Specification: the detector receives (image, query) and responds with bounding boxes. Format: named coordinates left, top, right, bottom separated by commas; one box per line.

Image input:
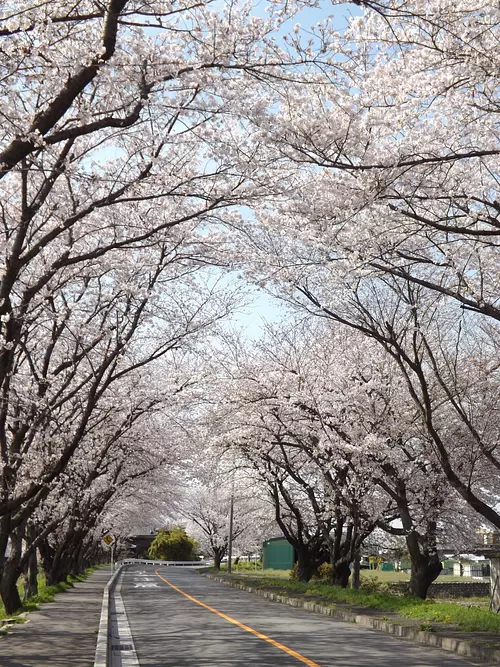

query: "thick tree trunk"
left=1, top=562, right=22, bottom=615
left=326, top=522, right=355, bottom=589
left=23, top=548, right=38, bottom=600
left=407, top=531, right=442, bottom=599
left=22, top=523, right=39, bottom=600
left=213, top=554, right=222, bottom=570
left=331, top=560, right=351, bottom=587
left=65, top=530, right=85, bottom=577
left=295, top=559, right=317, bottom=582
left=38, top=537, right=55, bottom=581
left=295, top=546, right=326, bottom=582
left=47, top=543, right=69, bottom=586
left=408, top=552, right=442, bottom=598
left=0, top=513, right=12, bottom=585
left=0, top=526, right=24, bottom=614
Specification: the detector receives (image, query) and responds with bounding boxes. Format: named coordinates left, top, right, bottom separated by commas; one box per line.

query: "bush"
left=291, top=562, right=335, bottom=581
left=314, top=562, right=333, bottom=581
left=232, top=561, right=262, bottom=571
left=147, top=526, right=199, bottom=561
left=359, top=575, right=383, bottom=593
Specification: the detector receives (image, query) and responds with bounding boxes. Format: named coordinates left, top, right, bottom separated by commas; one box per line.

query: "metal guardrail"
left=93, top=559, right=210, bottom=667
left=94, top=565, right=123, bottom=667
left=118, top=558, right=211, bottom=566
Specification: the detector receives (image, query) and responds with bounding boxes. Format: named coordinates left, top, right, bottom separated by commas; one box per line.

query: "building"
left=262, top=537, right=296, bottom=570
left=125, top=532, right=158, bottom=558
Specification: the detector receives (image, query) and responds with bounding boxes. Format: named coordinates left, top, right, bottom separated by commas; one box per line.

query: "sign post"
left=102, top=533, right=116, bottom=572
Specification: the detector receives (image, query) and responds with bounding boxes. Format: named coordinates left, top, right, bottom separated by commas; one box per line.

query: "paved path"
left=1, top=568, right=111, bottom=667
left=121, top=565, right=489, bottom=667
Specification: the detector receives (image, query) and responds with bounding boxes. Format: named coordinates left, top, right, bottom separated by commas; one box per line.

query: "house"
left=125, top=531, right=158, bottom=558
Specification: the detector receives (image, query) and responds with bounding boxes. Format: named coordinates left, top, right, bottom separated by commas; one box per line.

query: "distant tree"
left=147, top=526, right=199, bottom=562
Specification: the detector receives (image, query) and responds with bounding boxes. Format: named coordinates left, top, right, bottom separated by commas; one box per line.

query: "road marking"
left=154, top=570, right=323, bottom=667
left=110, top=571, right=140, bottom=667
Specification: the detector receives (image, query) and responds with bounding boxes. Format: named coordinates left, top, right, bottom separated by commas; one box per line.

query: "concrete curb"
left=202, top=573, right=500, bottom=664
left=94, top=566, right=124, bottom=667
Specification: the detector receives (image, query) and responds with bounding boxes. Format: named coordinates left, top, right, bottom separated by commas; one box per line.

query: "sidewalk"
left=1, top=568, right=111, bottom=667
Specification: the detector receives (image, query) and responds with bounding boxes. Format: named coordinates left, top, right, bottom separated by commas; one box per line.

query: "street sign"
left=102, top=534, right=115, bottom=547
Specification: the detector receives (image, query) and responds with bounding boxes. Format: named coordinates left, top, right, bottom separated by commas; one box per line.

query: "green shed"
left=262, top=537, right=296, bottom=570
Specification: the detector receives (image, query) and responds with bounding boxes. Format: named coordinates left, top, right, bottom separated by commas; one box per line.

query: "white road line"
left=109, top=570, right=140, bottom=667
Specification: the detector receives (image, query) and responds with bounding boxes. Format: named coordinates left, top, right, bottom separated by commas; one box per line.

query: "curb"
left=202, top=573, right=500, bottom=664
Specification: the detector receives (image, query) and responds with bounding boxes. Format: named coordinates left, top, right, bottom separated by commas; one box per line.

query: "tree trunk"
left=1, top=562, right=22, bottom=615
left=295, top=546, right=326, bottom=582
left=213, top=553, right=222, bottom=570
left=23, top=548, right=38, bottom=600
left=331, top=560, right=351, bottom=587
left=295, top=559, right=317, bottom=582
left=408, top=552, right=442, bottom=598
left=352, top=551, right=361, bottom=590
left=38, top=537, right=55, bottom=581
left=48, top=545, right=69, bottom=586
left=326, top=523, right=354, bottom=589
left=1, top=526, right=23, bottom=614
left=22, top=523, right=39, bottom=600
left=0, top=513, right=12, bottom=585
left=407, top=531, right=442, bottom=599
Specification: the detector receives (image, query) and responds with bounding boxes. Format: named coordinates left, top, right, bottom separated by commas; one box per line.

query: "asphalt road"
left=120, top=565, right=484, bottom=667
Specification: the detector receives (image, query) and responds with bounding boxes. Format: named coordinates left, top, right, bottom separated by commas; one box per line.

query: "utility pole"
left=227, top=492, right=234, bottom=574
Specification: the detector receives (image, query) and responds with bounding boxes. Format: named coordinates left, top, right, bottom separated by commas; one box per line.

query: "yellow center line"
left=154, top=569, right=323, bottom=667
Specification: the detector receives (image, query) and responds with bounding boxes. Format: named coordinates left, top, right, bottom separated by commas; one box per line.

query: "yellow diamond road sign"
left=103, top=534, right=115, bottom=547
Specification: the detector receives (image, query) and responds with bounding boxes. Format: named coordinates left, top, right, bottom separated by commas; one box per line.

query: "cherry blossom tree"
left=0, top=0, right=342, bottom=612
left=210, top=319, right=465, bottom=595
left=231, top=0, right=500, bottom=549
left=244, top=0, right=500, bottom=318
left=205, top=324, right=380, bottom=583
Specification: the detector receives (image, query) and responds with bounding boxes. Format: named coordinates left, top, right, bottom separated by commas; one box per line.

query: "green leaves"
left=146, top=525, right=199, bottom=561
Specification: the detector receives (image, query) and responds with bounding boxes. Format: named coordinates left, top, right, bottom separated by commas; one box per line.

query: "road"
left=115, top=565, right=483, bottom=667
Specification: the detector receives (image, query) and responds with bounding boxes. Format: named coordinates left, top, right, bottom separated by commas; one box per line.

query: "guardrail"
left=93, top=559, right=210, bottom=667
left=94, top=565, right=123, bottom=667
left=118, top=559, right=212, bottom=566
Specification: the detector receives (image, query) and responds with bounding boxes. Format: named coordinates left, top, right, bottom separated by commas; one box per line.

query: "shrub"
left=359, top=575, right=383, bottom=593
left=359, top=575, right=392, bottom=594
left=147, top=526, right=199, bottom=561
left=314, top=562, right=333, bottom=581
left=291, top=562, right=334, bottom=581
left=232, top=561, right=262, bottom=571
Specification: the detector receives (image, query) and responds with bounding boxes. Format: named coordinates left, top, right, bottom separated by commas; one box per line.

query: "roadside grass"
left=225, top=568, right=483, bottom=584
left=359, top=570, right=486, bottom=584
left=0, top=566, right=98, bottom=624
left=219, top=574, right=498, bottom=633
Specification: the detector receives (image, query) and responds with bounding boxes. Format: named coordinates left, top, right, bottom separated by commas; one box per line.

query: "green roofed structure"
left=262, top=537, right=296, bottom=570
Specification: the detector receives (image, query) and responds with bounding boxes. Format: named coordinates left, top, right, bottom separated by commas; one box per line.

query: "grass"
left=0, top=567, right=97, bottom=624
left=217, top=562, right=264, bottom=574
left=219, top=573, right=499, bottom=634
left=222, top=568, right=483, bottom=584
left=358, top=570, right=486, bottom=583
